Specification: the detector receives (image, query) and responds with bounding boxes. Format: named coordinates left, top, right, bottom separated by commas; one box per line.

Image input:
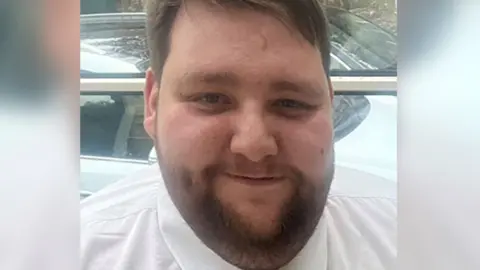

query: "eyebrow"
left=270, top=79, right=325, bottom=98
left=179, top=71, right=240, bottom=88
left=178, top=70, right=325, bottom=97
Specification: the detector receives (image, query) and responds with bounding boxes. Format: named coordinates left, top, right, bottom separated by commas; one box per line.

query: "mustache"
left=201, top=160, right=306, bottom=182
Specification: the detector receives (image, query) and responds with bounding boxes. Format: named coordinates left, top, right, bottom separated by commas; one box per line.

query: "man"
left=81, top=0, right=396, bottom=269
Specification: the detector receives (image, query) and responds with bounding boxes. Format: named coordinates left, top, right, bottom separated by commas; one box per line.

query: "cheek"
left=280, top=114, right=333, bottom=176
left=156, top=105, right=230, bottom=168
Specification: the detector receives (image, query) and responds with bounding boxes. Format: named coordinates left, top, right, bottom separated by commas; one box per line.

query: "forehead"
left=162, top=1, right=327, bottom=87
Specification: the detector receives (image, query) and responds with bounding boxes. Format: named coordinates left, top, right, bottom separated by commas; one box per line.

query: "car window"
left=80, top=3, right=397, bottom=75
left=326, top=6, right=396, bottom=70
left=80, top=93, right=153, bottom=159
left=81, top=0, right=117, bottom=14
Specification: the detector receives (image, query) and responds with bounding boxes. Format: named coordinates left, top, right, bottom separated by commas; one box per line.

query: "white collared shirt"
left=81, top=165, right=396, bottom=270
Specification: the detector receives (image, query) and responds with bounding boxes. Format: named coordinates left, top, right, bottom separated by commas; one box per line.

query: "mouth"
left=224, top=173, right=285, bottom=185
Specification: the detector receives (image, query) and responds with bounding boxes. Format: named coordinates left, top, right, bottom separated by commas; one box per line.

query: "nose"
left=230, top=109, right=278, bottom=162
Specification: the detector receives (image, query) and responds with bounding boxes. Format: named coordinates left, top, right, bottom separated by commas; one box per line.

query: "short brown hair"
left=146, top=0, right=331, bottom=80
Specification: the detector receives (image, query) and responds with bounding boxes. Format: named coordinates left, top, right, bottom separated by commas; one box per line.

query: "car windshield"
left=80, top=6, right=397, bottom=75
left=327, top=6, right=397, bottom=71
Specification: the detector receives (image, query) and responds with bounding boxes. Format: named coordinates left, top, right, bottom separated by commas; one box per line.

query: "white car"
left=80, top=9, right=397, bottom=199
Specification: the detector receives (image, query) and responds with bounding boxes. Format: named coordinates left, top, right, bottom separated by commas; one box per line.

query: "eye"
left=191, top=93, right=233, bottom=113
left=274, top=99, right=312, bottom=109
left=271, top=99, right=317, bottom=118
left=198, top=93, right=228, bottom=104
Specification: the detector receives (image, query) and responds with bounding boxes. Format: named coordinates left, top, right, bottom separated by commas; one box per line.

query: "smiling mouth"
left=224, top=173, right=285, bottom=184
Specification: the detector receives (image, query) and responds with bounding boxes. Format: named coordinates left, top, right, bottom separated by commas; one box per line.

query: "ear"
left=144, top=68, right=159, bottom=140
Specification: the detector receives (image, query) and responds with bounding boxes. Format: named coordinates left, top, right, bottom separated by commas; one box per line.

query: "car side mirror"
left=332, top=95, right=370, bottom=142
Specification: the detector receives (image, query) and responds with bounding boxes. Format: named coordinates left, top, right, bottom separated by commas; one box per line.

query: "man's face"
left=144, top=2, right=334, bottom=269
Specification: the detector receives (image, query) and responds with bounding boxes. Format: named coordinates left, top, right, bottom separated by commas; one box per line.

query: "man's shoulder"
left=330, top=165, right=397, bottom=199
left=324, top=166, right=397, bottom=269
left=80, top=166, right=180, bottom=270
left=81, top=166, right=163, bottom=225
left=327, top=165, right=397, bottom=235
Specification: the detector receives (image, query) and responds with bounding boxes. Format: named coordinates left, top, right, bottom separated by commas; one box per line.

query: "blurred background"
left=81, top=0, right=397, bottom=33
left=0, top=1, right=79, bottom=270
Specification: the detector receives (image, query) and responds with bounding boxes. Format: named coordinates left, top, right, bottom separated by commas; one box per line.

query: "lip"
left=224, top=173, right=284, bottom=183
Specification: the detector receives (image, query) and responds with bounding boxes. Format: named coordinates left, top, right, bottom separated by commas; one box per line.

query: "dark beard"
left=157, top=145, right=335, bottom=270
